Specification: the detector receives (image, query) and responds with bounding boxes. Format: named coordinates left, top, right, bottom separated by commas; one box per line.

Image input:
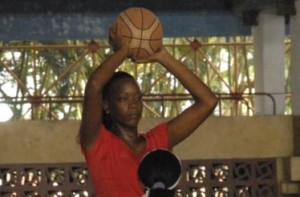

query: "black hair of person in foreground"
left=138, top=149, right=182, bottom=197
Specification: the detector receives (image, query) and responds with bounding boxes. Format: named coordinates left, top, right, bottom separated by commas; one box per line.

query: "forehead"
left=110, top=77, right=141, bottom=94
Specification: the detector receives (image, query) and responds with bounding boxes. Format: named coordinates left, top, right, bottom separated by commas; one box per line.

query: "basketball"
left=110, top=7, right=163, bottom=60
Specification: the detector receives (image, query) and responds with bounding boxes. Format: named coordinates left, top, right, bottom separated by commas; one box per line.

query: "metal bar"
left=42, top=49, right=90, bottom=95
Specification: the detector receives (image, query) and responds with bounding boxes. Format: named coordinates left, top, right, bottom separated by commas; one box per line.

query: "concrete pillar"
left=291, top=0, right=300, bottom=115
left=252, top=9, right=285, bottom=115
left=291, top=0, right=300, bottom=156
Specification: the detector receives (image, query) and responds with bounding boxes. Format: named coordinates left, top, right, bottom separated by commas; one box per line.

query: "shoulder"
left=144, top=122, right=169, bottom=149
left=82, top=125, right=114, bottom=155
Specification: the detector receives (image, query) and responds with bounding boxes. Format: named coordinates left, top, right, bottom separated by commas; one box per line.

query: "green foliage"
left=0, top=37, right=292, bottom=120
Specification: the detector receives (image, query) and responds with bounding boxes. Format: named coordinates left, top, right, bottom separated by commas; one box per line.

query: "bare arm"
left=137, top=47, right=218, bottom=148
left=79, top=45, right=130, bottom=151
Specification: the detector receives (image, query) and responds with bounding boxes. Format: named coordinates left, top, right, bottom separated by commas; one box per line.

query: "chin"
left=126, top=121, right=140, bottom=129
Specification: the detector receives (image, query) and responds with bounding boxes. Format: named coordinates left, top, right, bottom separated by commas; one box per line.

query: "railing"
left=0, top=92, right=277, bottom=120
left=0, top=158, right=277, bottom=197
left=0, top=38, right=291, bottom=120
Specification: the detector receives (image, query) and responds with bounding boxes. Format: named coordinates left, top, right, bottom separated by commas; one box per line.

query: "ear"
left=103, top=100, right=110, bottom=114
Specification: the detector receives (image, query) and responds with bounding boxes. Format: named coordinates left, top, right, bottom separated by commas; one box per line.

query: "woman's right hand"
left=108, top=21, right=132, bottom=58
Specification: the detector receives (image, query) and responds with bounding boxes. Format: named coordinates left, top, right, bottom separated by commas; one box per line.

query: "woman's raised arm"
left=137, top=47, right=218, bottom=148
left=79, top=46, right=129, bottom=151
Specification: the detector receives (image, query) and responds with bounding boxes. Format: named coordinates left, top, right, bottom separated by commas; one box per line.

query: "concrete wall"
left=0, top=115, right=293, bottom=163
left=0, top=115, right=297, bottom=195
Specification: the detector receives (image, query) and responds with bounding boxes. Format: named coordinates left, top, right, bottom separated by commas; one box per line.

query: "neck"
left=112, top=125, right=146, bottom=153
left=120, top=127, right=140, bottom=144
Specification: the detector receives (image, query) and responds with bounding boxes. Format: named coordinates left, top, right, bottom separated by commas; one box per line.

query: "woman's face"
left=107, top=77, right=143, bottom=129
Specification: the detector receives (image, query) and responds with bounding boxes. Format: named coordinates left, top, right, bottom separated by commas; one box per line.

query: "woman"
left=79, top=22, right=218, bottom=197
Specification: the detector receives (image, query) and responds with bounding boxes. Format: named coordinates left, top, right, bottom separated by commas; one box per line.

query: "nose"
left=128, top=97, right=141, bottom=109
left=129, top=98, right=138, bottom=107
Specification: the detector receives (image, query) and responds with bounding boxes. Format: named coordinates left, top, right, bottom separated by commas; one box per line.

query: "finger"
left=134, top=57, right=152, bottom=64
left=116, top=21, right=125, bottom=38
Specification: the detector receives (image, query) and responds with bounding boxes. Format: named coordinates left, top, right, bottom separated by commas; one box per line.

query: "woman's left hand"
left=134, top=46, right=169, bottom=64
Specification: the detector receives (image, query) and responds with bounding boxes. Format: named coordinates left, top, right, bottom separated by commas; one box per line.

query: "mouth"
left=128, top=114, right=140, bottom=120
left=127, top=113, right=141, bottom=121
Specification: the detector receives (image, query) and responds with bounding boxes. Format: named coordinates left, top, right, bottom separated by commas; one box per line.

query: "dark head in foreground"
left=138, top=149, right=182, bottom=197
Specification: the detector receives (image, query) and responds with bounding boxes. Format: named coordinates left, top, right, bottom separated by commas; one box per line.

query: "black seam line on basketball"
left=137, top=8, right=143, bottom=56
left=146, top=17, right=158, bottom=31
left=122, top=35, right=161, bottom=41
left=123, top=10, right=141, bottom=30
left=123, top=10, right=140, bottom=44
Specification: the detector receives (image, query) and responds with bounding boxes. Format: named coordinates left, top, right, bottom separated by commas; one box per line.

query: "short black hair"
left=138, top=149, right=182, bottom=197
left=103, top=71, right=134, bottom=100
left=149, top=188, right=175, bottom=197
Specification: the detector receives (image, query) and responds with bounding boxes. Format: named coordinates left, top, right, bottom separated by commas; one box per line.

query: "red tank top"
left=83, top=123, right=170, bottom=197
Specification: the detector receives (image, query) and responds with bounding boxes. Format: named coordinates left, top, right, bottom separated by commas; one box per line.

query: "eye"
left=136, top=95, right=143, bottom=102
left=118, top=96, right=128, bottom=102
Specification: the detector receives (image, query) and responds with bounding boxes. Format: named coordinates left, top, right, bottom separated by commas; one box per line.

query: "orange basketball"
left=111, top=7, right=163, bottom=60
